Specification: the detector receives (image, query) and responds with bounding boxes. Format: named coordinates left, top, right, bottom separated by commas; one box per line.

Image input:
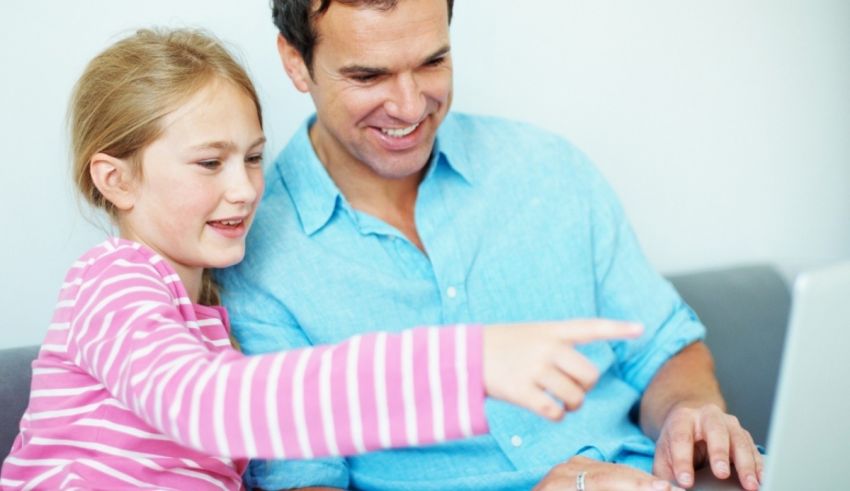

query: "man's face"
left=289, top=0, right=453, bottom=180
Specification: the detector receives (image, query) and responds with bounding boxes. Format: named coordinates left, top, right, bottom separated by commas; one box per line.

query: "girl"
left=0, top=28, right=639, bottom=490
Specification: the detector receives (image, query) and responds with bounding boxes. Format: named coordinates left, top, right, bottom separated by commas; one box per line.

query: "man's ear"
left=89, top=153, right=137, bottom=211
left=277, top=33, right=312, bottom=93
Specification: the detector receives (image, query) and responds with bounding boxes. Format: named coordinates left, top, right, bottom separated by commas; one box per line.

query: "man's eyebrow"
left=338, top=45, right=451, bottom=76
left=422, top=45, right=451, bottom=65
left=339, top=64, right=389, bottom=77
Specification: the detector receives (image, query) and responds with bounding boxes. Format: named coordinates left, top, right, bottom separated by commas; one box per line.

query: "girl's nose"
left=224, top=163, right=260, bottom=205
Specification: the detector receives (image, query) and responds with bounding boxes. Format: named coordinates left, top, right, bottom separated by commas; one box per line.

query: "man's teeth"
left=381, top=123, right=419, bottom=138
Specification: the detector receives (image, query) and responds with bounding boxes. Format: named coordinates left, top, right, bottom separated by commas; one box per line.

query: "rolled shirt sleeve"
left=583, top=150, right=706, bottom=391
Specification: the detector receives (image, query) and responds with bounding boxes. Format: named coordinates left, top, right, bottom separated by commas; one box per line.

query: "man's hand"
left=653, top=403, right=763, bottom=490
left=533, top=455, right=685, bottom=491
left=484, top=320, right=643, bottom=421
left=640, top=342, right=763, bottom=490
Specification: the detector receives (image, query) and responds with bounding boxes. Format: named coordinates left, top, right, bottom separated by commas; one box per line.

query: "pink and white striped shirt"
left=1, top=238, right=487, bottom=490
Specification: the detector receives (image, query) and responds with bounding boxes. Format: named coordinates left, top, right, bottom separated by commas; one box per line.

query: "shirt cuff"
left=243, top=457, right=349, bottom=490
left=625, top=315, right=706, bottom=392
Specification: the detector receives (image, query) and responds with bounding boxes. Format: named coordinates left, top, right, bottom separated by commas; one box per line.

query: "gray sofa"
left=0, top=264, right=790, bottom=460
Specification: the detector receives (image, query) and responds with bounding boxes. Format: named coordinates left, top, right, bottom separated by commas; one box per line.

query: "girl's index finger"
left=554, top=320, right=644, bottom=344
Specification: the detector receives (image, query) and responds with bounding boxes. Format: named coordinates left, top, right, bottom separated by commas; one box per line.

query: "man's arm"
left=575, top=150, right=762, bottom=490
left=640, top=341, right=763, bottom=490
left=639, top=341, right=725, bottom=437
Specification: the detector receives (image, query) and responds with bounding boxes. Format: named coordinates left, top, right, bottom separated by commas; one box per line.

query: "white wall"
left=2, top=1, right=848, bottom=349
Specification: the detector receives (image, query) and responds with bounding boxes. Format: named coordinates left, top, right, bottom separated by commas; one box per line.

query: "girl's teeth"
left=381, top=123, right=419, bottom=138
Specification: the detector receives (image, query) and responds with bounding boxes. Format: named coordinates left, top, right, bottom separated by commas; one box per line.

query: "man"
left=218, top=0, right=763, bottom=489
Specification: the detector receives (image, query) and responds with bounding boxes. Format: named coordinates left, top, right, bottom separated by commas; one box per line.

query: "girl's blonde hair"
left=69, top=28, right=263, bottom=305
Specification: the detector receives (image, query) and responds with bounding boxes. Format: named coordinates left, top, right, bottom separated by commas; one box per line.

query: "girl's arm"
left=68, top=248, right=487, bottom=459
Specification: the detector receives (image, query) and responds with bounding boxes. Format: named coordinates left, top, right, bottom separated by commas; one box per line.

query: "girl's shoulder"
left=64, top=237, right=178, bottom=292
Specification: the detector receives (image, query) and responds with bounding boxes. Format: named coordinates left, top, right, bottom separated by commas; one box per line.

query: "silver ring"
left=576, top=471, right=587, bottom=491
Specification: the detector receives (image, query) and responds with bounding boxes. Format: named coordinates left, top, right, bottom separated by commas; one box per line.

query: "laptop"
left=695, top=261, right=850, bottom=490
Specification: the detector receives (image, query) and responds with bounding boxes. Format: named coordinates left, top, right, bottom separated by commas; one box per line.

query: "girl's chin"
left=202, top=250, right=246, bottom=270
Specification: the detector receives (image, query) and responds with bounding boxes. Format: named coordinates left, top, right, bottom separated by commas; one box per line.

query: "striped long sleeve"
left=1, top=239, right=487, bottom=491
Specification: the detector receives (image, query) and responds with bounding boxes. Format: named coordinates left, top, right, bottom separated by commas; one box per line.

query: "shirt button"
left=446, top=286, right=457, bottom=298
left=510, top=435, right=523, bottom=447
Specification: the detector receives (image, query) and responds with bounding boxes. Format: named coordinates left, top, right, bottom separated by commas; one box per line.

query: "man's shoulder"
left=442, top=112, right=595, bottom=180
left=444, top=112, right=587, bottom=162
left=444, top=112, right=568, bottom=144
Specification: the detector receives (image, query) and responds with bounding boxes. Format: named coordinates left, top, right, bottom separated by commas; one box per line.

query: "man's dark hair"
left=271, top=0, right=454, bottom=76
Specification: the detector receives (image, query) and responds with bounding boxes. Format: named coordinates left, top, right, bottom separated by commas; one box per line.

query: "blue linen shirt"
left=217, top=112, right=706, bottom=490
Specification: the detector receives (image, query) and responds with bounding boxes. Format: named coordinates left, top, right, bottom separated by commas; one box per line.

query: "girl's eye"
left=197, top=160, right=221, bottom=170
left=246, top=154, right=264, bottom=166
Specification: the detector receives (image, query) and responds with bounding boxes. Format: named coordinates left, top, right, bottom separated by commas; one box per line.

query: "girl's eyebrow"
left=190, top=136, right=267, bottom=151
left=249, top=136, right=267, bottom=149
left=191, top=141, right=233, bottom=151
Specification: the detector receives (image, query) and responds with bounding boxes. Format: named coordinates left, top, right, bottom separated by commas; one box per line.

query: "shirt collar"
left=430, top=113, right=476, bottom=185
left=275, top=113, right=476, bottom=236
left=274, top=115, right=342, bottom=236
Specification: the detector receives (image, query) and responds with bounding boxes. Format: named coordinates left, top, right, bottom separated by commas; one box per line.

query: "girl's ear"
left=89, top=153, right=137, bottom=211
left=277, top=33, right=312, bottom=93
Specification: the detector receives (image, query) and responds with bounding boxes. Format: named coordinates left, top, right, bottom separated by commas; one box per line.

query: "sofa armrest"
left=0, top=345, right=39, bottom=458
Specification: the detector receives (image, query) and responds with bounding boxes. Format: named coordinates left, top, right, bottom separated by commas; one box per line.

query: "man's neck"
left=310, top=126, right=427, bottom=251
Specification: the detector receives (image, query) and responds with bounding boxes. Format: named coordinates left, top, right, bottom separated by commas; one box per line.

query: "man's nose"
left=384, top=72, right=426, bottom=123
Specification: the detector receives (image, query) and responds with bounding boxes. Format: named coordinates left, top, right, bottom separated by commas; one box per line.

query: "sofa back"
left=0, top=264, right=791, bottom=459
left=668, top=264, right=790, bottom=445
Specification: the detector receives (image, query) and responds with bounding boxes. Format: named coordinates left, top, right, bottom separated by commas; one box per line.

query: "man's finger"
left=586, top=463, right=682, bottom=491
left=653, top=448, right=676, bottom=483
left=755, top=449, right=765, bottom=482
left=668, top=420, right=697, bottom=488
left=729, top=429, right=759, bottom=491
left=701, top=414, right=731, bottom=478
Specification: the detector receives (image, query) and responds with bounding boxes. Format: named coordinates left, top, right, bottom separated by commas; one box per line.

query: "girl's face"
left=119, top=78, right=265, bottom=292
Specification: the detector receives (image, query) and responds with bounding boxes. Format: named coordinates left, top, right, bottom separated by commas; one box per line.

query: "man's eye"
left=351, top=74, right=378, bottom=83
left=426, top=57, right=445, bottom=67
left=197, top=160, right=221, bottom=169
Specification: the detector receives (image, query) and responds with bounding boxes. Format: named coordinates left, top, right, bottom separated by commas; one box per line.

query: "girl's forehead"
left=159, top=80, right=256, bottom=135
left=144, top=79, right=263, bottom=157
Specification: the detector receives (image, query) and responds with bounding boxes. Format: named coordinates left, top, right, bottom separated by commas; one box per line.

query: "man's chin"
left=364, top=149, right=435, bottom=180
left=371, top=164, right=430, bottom=181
